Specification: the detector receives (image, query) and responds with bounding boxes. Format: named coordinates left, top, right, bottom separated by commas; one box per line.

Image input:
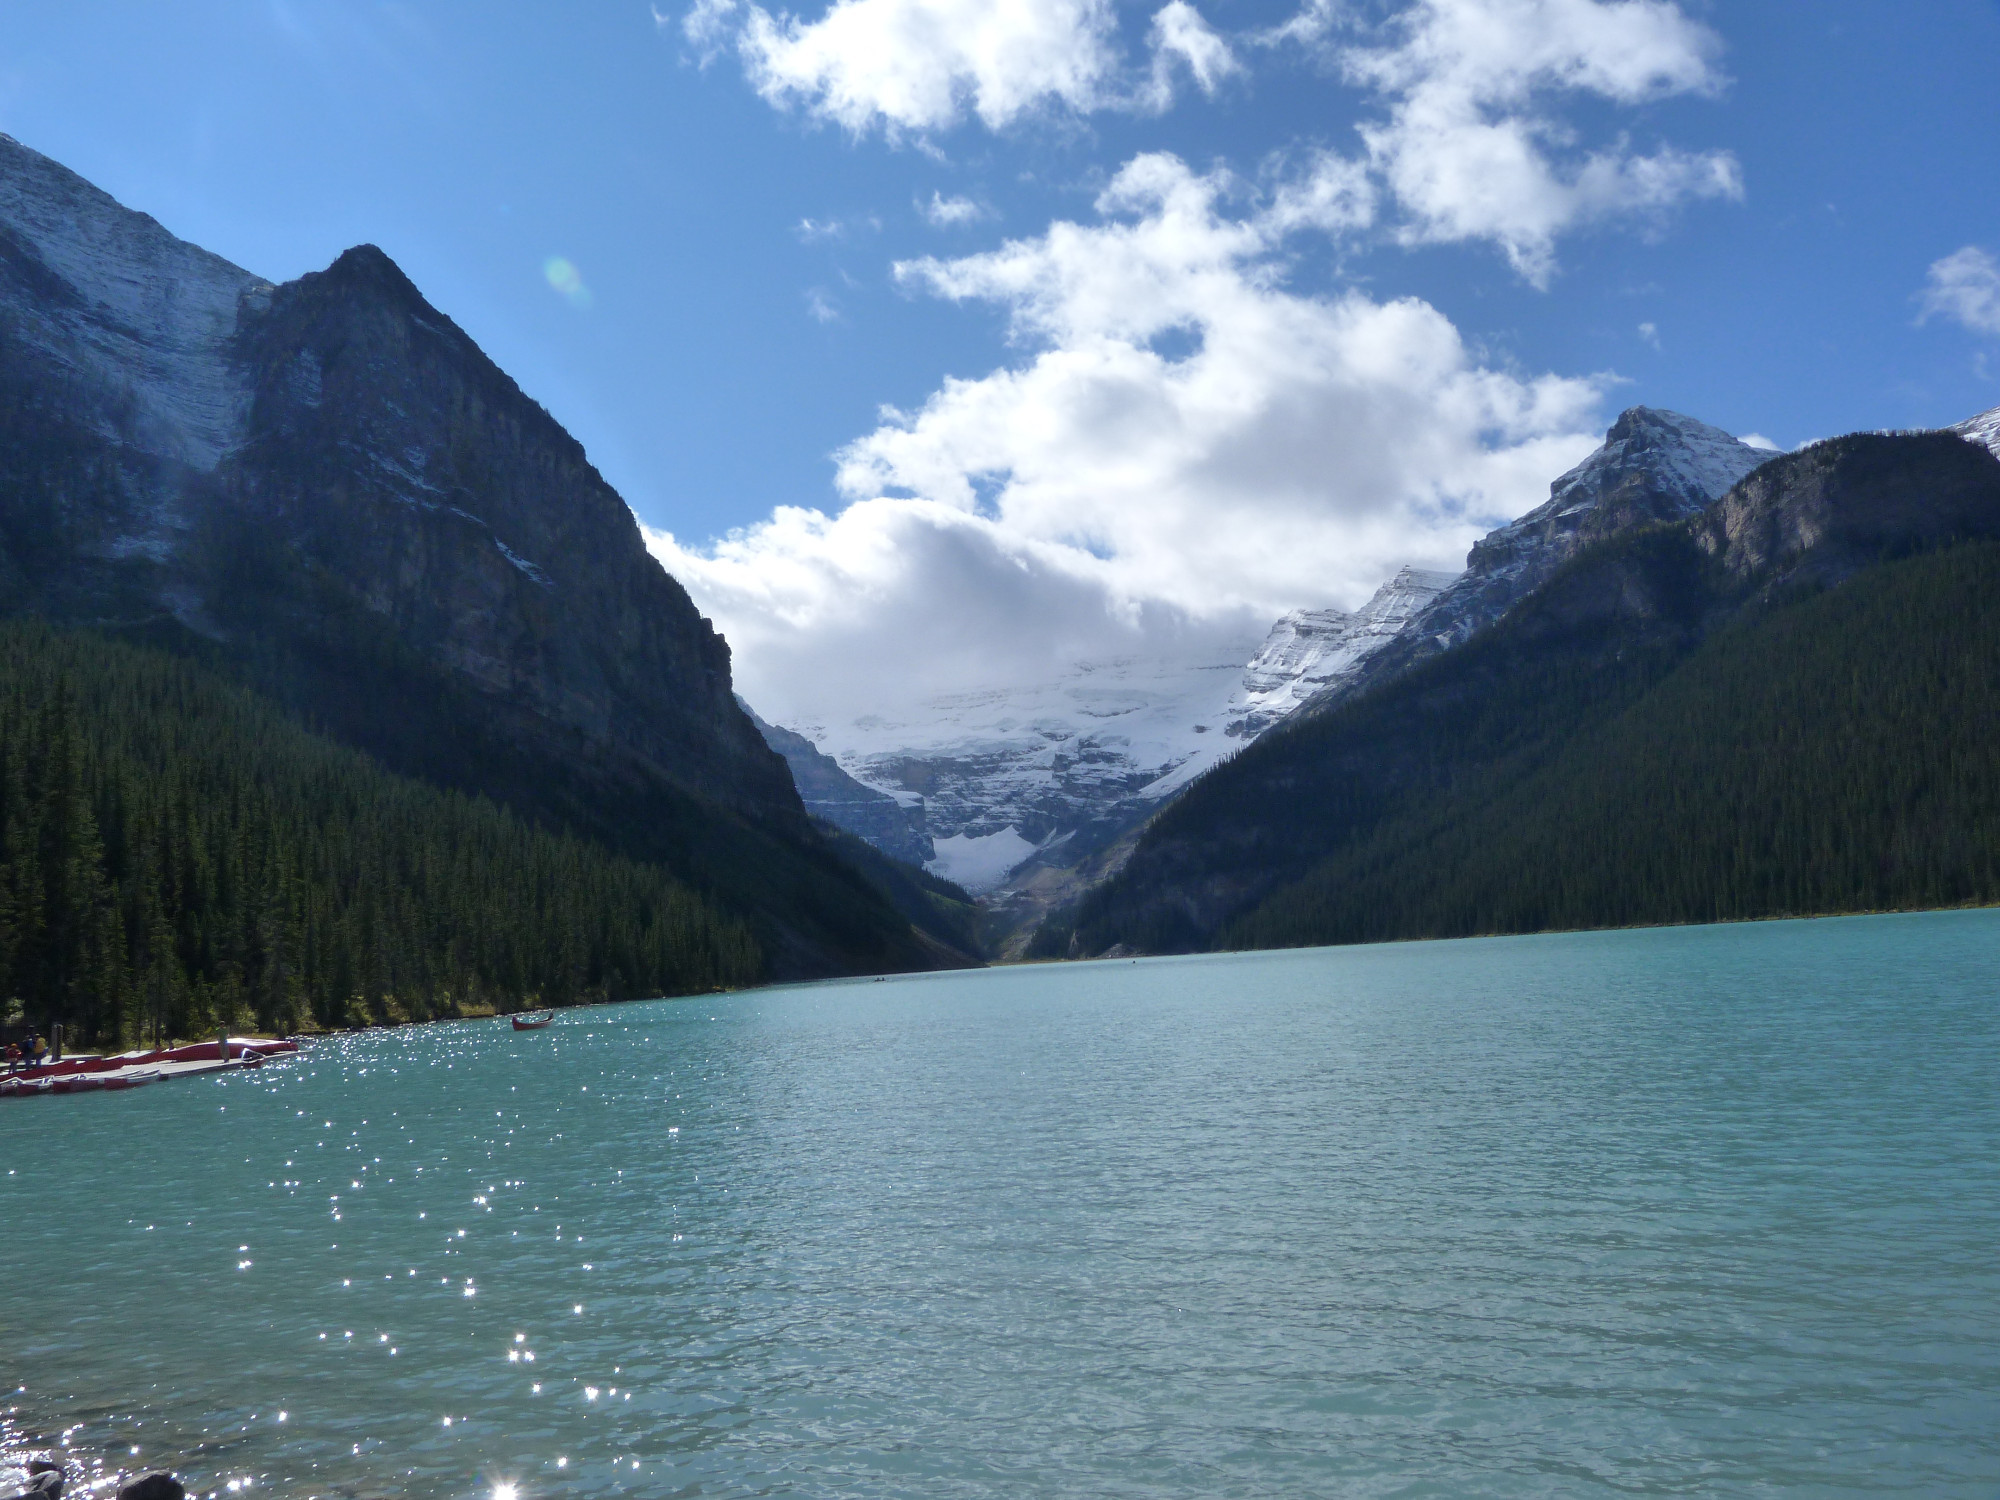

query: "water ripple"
left=3, top=911, right=1998, bottom=1496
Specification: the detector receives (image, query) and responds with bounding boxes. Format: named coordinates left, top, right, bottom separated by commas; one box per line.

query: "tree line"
left=0, top=622, right=761, bottom=1046
left=1228, top=540, right=2000, bottom=948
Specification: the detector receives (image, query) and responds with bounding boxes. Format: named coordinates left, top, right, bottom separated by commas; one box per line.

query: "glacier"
left=767, top=407, right=1783, bottom=916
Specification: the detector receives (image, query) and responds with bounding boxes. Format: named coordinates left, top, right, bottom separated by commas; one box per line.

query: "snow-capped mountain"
left=768, top=569, right=1454, bottom=895
left=1953, top=403, right=2000, bottom=457
left=780, top=636, right=1263, bottom=892
left=771, top=406, right=1776, bottom=904
left=1223, top=568, right=1457, bottom=739
left=1423, top=407, right=1771, bottom=648
left=1312, top=407, right=1775, bottom=712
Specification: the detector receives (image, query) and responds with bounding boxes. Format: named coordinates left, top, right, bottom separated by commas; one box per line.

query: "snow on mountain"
left=1308, top=407, right=1772, bottom=714
left=0, top=132, right=268, bottom=475
left=1224, top=568, right=1456, bottom=738
left=1426, top=407, right=1771, bottom=649
left=778, top=411, right=1770, bottom=895
left=777, top=568, right=1458, bottom=893
left=1952, top=403, right=2000, bottom=458
left=787, top=635, right=1263, bottom=891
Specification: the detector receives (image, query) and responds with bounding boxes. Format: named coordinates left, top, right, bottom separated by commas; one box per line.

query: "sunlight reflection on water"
left=3, top=910, right=1998, bottom=1497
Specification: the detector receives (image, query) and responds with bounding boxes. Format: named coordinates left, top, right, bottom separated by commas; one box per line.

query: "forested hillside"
left=1054, top=432, right=2000, bottom=956
left=0, top=135, right=938, bottom=982
left=0, top=623, right=761, bottom=1047
left=1234, top=540, right=2000, bottom=946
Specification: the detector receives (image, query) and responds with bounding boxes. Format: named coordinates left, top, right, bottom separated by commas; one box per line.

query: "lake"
left=3, top=911, right=1997, bottom=1497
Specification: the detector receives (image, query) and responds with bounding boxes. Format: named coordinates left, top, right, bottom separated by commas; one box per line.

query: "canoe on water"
left=511, top=1012, right=554, bottom=1030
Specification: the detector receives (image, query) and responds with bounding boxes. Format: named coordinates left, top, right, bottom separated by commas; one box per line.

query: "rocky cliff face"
left=1695, top=429, right=2000, bottom=586
left=0, top=133, right=793, bottom=824
left=1217, top=568, right=1456, bottom=742
left=0, top=133, right=926, bottom=976
left=1951, top=403, right=2000, bottom=459
left=1309, top=408, right=1773, bottom=711
left=742, top=701, right=932, bottom=866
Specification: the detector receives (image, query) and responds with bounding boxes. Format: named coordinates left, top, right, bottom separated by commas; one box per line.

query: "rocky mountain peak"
left=1464, top=406, right=1771, bottom=586
left=0, top=138, right=802, bottom=838
left=1952, top=403, right=2000, bottom=458
left=1296, top=405, right=1771, bottom=714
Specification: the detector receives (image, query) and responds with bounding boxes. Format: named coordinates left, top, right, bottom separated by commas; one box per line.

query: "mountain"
left=0, top=132, right=932, bottom=978
left=1311, top=407, right=1772, bottom=713
left=1053, top=428, right=2000, bottom=957
left=1952, top=402, right=2000, bottom=457
left=773, top=567, right=1453, bottom=917
left=769, top=407, right=1758, bottom=934
left=781, top=635, right=1262, bottom=894
left=742, top=700, right=932, bottom=866
left=1211, top=568, right=1457, bottom=743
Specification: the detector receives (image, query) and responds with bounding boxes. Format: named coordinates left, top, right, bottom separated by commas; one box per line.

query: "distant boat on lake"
left=511, top=1011, right=554, bottom=1030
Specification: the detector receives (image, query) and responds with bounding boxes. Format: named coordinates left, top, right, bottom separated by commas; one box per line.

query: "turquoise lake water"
left=3, top=911, right=1997, bottom=1498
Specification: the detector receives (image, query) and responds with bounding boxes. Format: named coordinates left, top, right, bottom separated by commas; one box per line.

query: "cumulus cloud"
left=684, top=0, right=1250, bottom=134
left=1919, top=246, right=2000, bottom=336
left=921, top=190, right=988, bottom=227
left=649, top=151, right=1606, bottom=727
left=1337, top=0, right=1743, bottom=284
left=691, top=0, right=1740, bottom=282
left=717, top=0, right=1120, bottom=133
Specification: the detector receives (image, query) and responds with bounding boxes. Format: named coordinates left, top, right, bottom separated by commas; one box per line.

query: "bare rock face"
left=742, top=701, right=933, bottom=866
left=0, top=133, right=928, bottom=975
left=0, top=132, right=795, bottom=832
left=1693, top=430, right=2000, bottom=587
left=213, top=242, right=798, bottom=827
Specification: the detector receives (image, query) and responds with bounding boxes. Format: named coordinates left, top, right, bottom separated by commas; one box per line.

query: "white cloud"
left=1261, top=147, right=1376, bottom=236
left=1738, top=432, right=1779, bottom=451
left=650, top=151, right=1606, bottom=728
left=1336, top=0, right=1742, bottom=284
left=920, top=191, right=988, bottom=227
left=676, top=0, right=739, bottom=61
left=687, top=0, right=1245, bottom=135
left=694, top=0, right=1740, bottom=281
left=720, top=0, right=1120, bottom=133
left=1919, top=246, right=2000, bottom=337
left=1145, top=0, right=1242, bottom=107
left=1637, top=319, right=1659, bottom=348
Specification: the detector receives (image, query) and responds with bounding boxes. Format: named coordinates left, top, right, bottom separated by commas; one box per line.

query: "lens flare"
left=543, top=257, right=593, bottom=310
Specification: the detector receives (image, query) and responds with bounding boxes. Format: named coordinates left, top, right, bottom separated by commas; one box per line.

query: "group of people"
left=2, top=1034, right=50, bottom=1070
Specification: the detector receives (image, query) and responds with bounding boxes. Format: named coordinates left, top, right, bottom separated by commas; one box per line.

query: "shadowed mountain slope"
left=1054, top=431, right=2000, bottom=956
left=0, top=132, right=930, bottom=978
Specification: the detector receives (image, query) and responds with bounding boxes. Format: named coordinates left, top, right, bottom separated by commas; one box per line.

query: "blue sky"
left=5, top=1, right=1999, bottom=721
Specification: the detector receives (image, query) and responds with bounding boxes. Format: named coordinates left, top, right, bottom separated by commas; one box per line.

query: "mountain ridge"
left=0, top=133, right=933, bottom=979
left=1051, top=428, right=2000, bottom=957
